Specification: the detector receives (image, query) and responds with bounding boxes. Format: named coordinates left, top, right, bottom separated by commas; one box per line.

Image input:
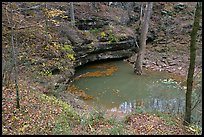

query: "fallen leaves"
left=2, top=82, right=198, bottom=135
left=2, top=79, right=79, bottom=135
left=74, top=63, right=118, bottom=80
left=67, top=85, right=93, bottom=100
left=124, top=113, right=194, bottom=135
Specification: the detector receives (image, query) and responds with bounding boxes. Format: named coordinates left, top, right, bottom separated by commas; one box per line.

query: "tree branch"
left=191, top=96, right=201, bottom=111
left=14, top=5, right=42, bottom=12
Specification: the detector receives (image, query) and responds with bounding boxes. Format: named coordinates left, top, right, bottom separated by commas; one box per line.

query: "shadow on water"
left=72, top=60, right=202, bottom=126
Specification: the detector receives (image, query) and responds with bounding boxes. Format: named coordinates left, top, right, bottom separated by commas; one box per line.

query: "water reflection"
left=74, top=60, right=202, bottom=126
left=110, top=100, right=142, bottom=113
left=150, top=97, right=185, bottom=113
left=110, top=97, right=185, bottom=114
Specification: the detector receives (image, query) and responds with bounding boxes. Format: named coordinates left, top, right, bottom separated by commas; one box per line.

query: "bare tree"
left=70, top=2, right=75, bottom=26
left=10, top=2, right=20, bottom=109
left=139, top=2, right=144, bottom=25
left=183, top=2, right=202, bottom=126
left=2, top=3, right=13, bottom=87
left=134, top=2, right=153, bottom=75
left=45, top=2, right=48, bottom=46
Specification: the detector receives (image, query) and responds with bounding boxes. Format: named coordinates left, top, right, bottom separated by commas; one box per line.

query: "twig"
left=88, top=124, right=94, bottom=132
left=14, top=5, right=42, bottom=12
left=16, top=24, right=44, bottom=30
left=3, top=24, right=44, bottom=35
left=193, top=68, right=202, bottom=79
left=134, top=35, right=139, bottom=49
left=191, top=94, right=202, bottom=111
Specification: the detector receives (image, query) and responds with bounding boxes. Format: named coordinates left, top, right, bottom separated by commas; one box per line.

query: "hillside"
left=2, top=2, right=202, bottom=135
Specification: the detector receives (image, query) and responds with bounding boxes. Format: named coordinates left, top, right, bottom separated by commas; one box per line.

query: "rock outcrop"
left=74, top=40, right=137, bottom=67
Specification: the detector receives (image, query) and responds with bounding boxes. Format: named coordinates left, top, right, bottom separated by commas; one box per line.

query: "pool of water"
left=72, top=60, right=202, bottom=125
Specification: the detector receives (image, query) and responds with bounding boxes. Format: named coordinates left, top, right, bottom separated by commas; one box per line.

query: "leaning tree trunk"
left=10, top=3, right=20, bottom=109
left=184, top=2, right=201, bottom=126
left=134, top=2, right=153, bottom=75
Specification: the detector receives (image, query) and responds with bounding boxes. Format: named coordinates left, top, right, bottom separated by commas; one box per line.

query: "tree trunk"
left=183, top=2, right=201, bottom=126
left=10, top=3, right=20, bottom=109
left=134, top=2, right=153, bottom=75
left=45, top=2, right=48, bottom=46
left=91, top=2, right=99, bottom=11
left=70, top=2, right=75, bottom=26
left=139, top=2, right=144, bottom=25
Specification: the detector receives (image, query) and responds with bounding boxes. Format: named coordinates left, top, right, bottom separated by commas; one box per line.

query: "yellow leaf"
left=11, top=116, right=19, bottom=121
left=100, top=32, right=106, bottom=38
left=189, top=127, right=196, bottom=132
left=19, top=127, right=24, bottom=132
left=18, top=124, right=29, bottom=132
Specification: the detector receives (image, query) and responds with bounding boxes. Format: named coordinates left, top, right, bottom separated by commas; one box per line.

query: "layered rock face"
left=55, top=22, right=138, bottom=67
left=73, top=39, right=137, bottom=67
left=54, top=9, right=139, bottom=67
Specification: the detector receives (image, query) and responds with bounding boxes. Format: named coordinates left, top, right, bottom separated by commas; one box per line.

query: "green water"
left=73, top=60, right=201, bottom=125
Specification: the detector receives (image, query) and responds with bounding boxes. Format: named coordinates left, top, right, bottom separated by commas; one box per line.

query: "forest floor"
left=2, top=26, right=202, bottom=135
left=2, top=66, right=201, bottom=135
left=2, top=2, right=202, bottom=135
